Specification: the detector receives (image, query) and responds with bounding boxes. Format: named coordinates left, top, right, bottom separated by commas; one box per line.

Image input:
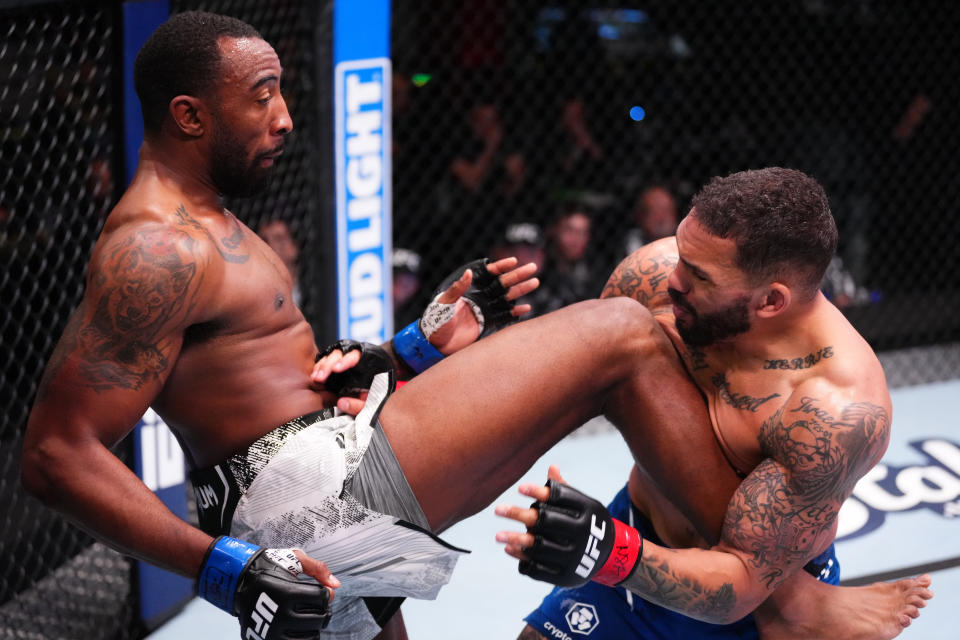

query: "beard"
left=668, top=287, right=751, bottom=347
left=209, top=122, right=275, bottom=198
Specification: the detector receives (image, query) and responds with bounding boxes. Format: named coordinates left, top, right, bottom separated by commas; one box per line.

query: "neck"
left=136, top=138, right=223, bottom=210
left=717, top=292, right=830, bottom=365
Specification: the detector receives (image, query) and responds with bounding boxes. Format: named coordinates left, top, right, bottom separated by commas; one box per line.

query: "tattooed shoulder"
left=74, top=224, right=207, bottom=392
left=758, top=384, right=891, bottom=489
left=602, top=243, right=678, bottom=307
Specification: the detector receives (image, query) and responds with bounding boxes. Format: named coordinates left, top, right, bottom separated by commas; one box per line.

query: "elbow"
left=20, top=437, right=68, bottom=506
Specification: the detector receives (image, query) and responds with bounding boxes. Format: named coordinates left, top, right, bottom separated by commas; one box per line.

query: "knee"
left=574, top=298, right=666, bottom=363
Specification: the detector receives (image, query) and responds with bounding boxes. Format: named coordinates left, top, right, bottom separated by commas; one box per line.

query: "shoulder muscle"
left=601, top=237, right=678, bottom=311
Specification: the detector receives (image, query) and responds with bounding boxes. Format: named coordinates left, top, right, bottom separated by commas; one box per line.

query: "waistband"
left=189, top=408, right=337, bottom=536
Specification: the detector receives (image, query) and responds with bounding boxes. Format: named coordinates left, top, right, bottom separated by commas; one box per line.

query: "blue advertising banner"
left=334, top=1, right=393, bottom=342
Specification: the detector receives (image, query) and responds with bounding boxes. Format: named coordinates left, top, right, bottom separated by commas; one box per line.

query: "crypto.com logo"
left=565, top=602, right=600, bottom=635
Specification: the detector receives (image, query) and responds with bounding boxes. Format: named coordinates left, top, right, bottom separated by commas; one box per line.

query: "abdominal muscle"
left=153, top=319, right=336, bottom=467
left=627, top=464, right=713, bottom=550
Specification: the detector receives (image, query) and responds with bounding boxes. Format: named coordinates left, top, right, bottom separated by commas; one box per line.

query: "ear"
left=756, top=282, right=791, bottom=318
left=168, top=95, right=206, bottom=138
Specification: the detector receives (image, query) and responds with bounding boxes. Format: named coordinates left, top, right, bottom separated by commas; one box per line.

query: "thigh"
left=380, top=298, right=649, bottom=532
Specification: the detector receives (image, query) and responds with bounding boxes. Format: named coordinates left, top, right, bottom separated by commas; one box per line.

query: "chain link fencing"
left=0, top=0, right=957, bottom=637
left=390, top=0, right=960, bottom=376
left=0, top=0, right=334, bottom=636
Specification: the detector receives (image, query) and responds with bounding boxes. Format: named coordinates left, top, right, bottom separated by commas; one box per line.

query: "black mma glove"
left=198, top=537, right=331, bottom=640
left=520, top=479, right=643, bottom=588
left=317, top=340, right=396, bottom=396
left=429, top=258, right=515, bottom=339
left=394, top=258, right=517, bottom=373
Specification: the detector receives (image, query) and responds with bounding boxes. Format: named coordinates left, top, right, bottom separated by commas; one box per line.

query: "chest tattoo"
left=174, top=205, right=250, bottom=264
left=712, top=372, right=781, bottom=412
left=764, top=346, right=834, bottom=370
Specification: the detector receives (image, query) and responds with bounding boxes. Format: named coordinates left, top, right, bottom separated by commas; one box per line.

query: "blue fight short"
left=524, top=484, right=840, bottom=640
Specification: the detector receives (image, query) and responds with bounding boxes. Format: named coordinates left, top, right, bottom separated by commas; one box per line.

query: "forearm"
left=621, top=540, right=765, bottom=624
left=22, top=433, right=211, bottom=577
left=380, top=338, right=416, bottom=381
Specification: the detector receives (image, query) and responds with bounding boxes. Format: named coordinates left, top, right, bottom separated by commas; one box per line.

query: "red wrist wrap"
left=593, top=518, right=643, bottom=586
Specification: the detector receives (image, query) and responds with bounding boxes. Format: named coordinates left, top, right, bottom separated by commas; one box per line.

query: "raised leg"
left=381, top=298, right=645, bottom=531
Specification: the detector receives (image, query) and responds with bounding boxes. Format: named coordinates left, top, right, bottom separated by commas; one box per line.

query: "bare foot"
left=755, top=572, right=933, bottom=640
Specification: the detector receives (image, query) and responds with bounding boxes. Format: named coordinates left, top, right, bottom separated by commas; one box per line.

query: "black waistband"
left=189, top=408, right=337, bottom=536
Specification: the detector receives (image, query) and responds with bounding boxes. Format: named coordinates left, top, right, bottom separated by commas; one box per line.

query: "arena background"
left=1, top=0, right=958, bottom=637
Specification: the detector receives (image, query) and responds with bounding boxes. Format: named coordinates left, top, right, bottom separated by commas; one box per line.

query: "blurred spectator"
left=257, top=219, right=302, bottom=307
left=821, top=256, right=875, bottom=310
left=392, top=247, right=424, bottom=329
left=624, top=184, right=680, bottom=256
left=558, top=97, right=605, bottom=185
left=490, top=221, right=546, bottom=269
left=490, top=221, right=550, bottom=317
left=537, top=204, right=605, bottom=315
left=449, top=101, right=508, bottom=195
left=433, top=97, right=531, bottom=273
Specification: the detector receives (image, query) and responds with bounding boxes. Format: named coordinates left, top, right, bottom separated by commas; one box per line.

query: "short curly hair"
left=690, top=167, right=837, bottom=297
left=134, top=11, right=261, bottom=133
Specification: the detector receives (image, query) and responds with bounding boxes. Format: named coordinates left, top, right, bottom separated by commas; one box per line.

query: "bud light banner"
left=334, top=1, right=392, bottom=342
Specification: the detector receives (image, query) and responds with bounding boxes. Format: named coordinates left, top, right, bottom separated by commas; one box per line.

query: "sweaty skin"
left=21, top=36, right=538, bottom=590
left=510, top=229, right=932, bottom=639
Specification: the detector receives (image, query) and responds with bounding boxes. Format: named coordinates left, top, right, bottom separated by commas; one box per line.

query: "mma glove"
left=520, top=479, right=643, bottom=588
left=197, top=536, right=331, bottom=640
left=394, top=258, right=517, bottom=373
left=317, top=340, right=396, bottom=396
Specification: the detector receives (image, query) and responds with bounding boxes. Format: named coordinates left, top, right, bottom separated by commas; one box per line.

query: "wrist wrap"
left=592, top=518, right=643, bottom=586
left=197, top=536, right=260, bottom=612
left=393, top=321, right=445, bottom=373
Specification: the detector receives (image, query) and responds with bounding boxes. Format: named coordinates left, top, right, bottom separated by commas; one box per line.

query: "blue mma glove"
left=317, top=340, right=396, bottom=395
left=198, top=536, right=331, bottom=639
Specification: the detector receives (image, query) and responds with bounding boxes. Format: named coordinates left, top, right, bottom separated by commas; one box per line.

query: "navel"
left=274, top=293, right=285, bottom=309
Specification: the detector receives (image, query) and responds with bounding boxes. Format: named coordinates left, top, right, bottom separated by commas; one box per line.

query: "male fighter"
left=21, top=12, right=928, bottom=640
left=497, top=168, right=933, bottom=639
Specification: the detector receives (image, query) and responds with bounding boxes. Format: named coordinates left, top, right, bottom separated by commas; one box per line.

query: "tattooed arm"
left=614, top=379, right=891, bottom=623
left=21, top=222, right=218, bottom=577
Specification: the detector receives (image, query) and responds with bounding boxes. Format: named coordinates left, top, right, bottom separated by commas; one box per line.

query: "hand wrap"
left=430, top=258, right=515, bottom=339
left=519, top=480, right=643, bottom=588
left=197, top=536, right=331, bottom=639
left=394, top=258, right=516, bottom=373
left=317, top=340, right=396, bottom=396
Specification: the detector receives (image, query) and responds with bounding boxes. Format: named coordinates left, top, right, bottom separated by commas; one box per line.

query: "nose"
left=667, top=262, right=687, bottom=293
left=273, top=93, right=293, bottom=137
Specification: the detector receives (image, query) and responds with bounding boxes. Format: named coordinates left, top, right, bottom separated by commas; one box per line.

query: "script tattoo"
left=721, top=397, right=889, bottom=590
left=712, top=373, right=781, bottom=412
left=627, top=550, right=737, bottom=620
left=764, top=346, right=834, bottom=370
left=73, top=228, right=200, bottom=391
left=174, top=204, right=249, bottom=264
left=688, top=347, right=709, bottom=371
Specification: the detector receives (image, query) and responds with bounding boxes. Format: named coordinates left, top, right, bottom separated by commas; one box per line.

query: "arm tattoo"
left=722, top=398, right=890, bottom=589
left=174, top=204, right=249, bottom=264
left=629, top=551, right=737, bottom=620
left=75, top=228, right=200, bottom=392
left=764, top=346, right=834, bottom=370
